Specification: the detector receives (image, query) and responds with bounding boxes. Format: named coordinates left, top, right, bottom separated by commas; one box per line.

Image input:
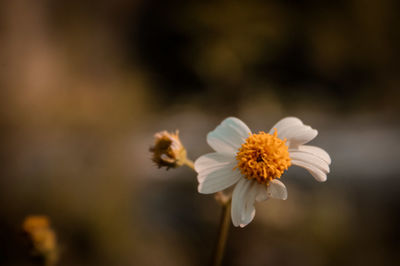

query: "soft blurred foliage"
left=0, top=0, right=399, bottom=265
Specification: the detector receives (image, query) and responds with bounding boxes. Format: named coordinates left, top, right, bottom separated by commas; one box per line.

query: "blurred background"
left=1, top=0, right=399, bottom=265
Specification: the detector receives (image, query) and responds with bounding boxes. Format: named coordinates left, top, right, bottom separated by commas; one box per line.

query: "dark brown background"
left=1, top=0, right=399, bottom=265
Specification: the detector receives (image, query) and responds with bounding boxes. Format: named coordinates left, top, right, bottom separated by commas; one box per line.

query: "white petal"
left=240, top=182, right=259, bottom=227
left=231, top=178, right=252, bottom=227
left=289, top=150, right=330, bottom=173
left=291, top=160, right=327, bottom=182
left=207, top=117, right=251, bottom=155
left=267, top=179, right=288, bottom=200
left=284, top=126, right=318, bottom=148
left=269, top=117, right=303, bottom=135
left=194, top=153, right=236, bottom=182
left=197, top=163, right=241, bottom=194
left=297, top=145, right=331, bottom=165
left=255, top=186, right=268, bottom=202
left=232, top=180, right=284, bottom=227
left=270, top=117, right=318, bottom=148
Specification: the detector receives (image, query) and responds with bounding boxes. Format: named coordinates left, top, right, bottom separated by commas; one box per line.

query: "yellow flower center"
left=235, top=130, right=291, bottom=185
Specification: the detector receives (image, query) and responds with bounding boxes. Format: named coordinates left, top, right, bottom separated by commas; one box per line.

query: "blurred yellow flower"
left=23, top=216, right=50, bottom=233
left=22, top=215, right=58, bottom=265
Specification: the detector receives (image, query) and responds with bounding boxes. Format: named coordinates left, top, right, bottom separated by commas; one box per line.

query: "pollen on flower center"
left=235, top=130, right=291, bottom=185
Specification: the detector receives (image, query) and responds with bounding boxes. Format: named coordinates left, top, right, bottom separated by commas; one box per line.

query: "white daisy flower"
left=195, top=117, right=331, bottom=227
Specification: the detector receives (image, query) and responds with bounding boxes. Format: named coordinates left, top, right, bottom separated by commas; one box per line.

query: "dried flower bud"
left=150, top=130, right=187, bottom=169
left=22, top=215, right=58, bottom=265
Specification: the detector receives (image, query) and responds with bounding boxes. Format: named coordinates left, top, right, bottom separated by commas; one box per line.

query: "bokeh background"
left=1, top=0, right=399, bottom=265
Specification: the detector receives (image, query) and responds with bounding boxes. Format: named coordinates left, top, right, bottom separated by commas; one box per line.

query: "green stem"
left=183, top=156, right=231, bottom=266
left=212, top=199, right=231, bottom=266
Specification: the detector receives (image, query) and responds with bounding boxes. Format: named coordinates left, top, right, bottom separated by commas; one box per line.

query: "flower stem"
left=183, top=158, right=195, bottom=170
left=181, top=156, right=231, bottom=266
left=212, top=199, right=231, bottom=266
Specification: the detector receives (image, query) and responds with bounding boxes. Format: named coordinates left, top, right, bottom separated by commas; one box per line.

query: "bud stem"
left=183, top=158, right=195, bottom=170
